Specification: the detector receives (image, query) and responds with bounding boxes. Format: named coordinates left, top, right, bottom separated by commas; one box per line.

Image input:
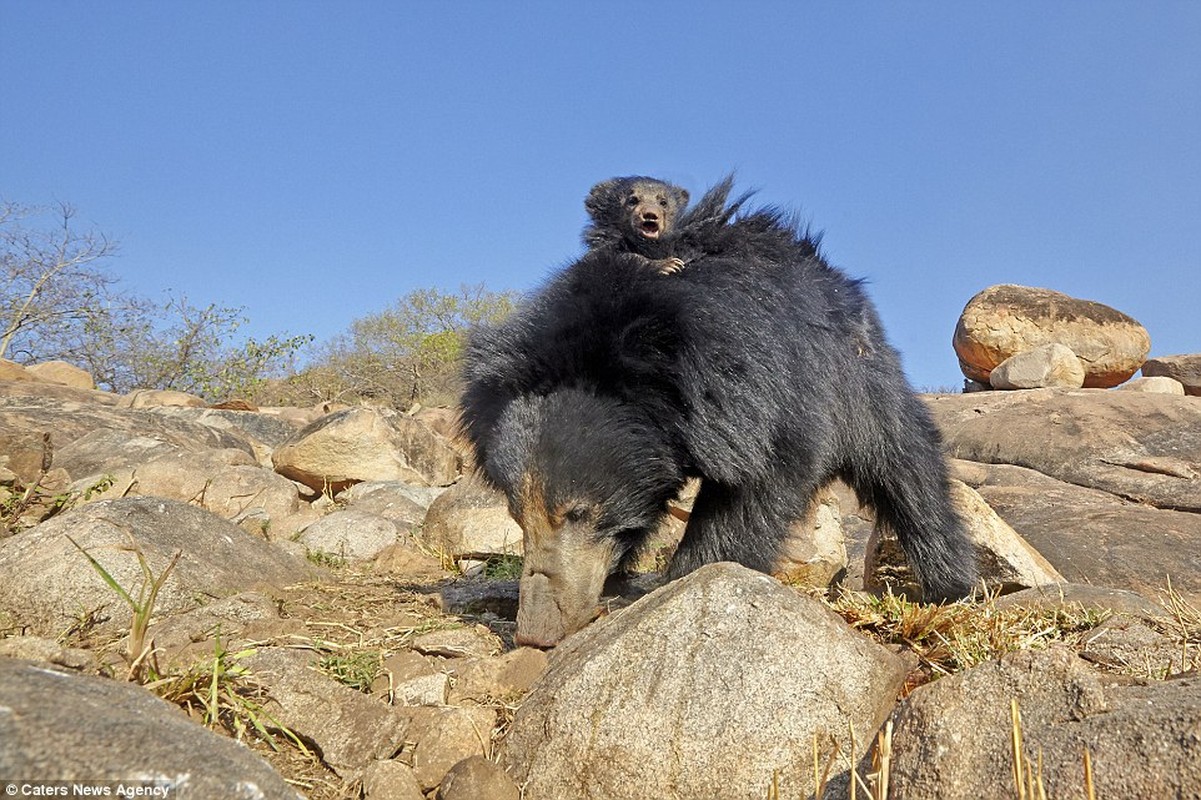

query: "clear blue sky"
left=3, top=3, right=1198, bottom=390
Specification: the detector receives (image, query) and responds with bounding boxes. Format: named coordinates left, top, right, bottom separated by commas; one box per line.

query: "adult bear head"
left=487, top=388, right=685, bottom=648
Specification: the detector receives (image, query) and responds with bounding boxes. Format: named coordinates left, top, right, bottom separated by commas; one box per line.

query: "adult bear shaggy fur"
left=460, top=177, right=977, bottom=647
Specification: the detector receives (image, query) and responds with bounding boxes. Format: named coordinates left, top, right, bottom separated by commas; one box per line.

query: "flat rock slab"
left=962, top=461, right=1201, bottom=604
left=0, top=393, right=252, bottom=483
left=926, top=389, right=1201, bottom=511
left=247, top=648, right=409, bottom=779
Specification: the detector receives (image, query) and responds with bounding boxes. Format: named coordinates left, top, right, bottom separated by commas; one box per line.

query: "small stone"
left=402, top=706, right=498, bottom=790
left=458, top=559, right=486, bottom=577
left=361, top=759, right=424, bottom=800
left=439, top=755, right=520, bottom=800
left=119, top=389, right=207, bottom=408
left=989, top=343, right=1085, bottom=390
left=370, top=651, right=449, bottom=706
left=449, top=647, right=549, bottom=704
left=411, top=625, right=501, bottom=659
left=1116, top=376, right=1186, bottom=394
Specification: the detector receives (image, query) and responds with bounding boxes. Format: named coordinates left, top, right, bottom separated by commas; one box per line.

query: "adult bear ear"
left=673, top=187, right=690, bottom=211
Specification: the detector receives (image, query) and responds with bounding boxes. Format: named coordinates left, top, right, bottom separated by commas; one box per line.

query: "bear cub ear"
left=670, top=187, right=690, bottom=212
left=584, top=179, right=622, bottom=221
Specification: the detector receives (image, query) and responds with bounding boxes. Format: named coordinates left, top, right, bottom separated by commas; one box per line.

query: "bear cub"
left=583, top=176, right=691, bottom=275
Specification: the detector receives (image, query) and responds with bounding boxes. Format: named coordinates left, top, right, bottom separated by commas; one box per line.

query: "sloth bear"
left=460, top=176, right=978, bottom=647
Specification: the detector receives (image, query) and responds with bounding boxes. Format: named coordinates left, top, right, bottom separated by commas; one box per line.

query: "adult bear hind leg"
left=871, top=477, right=978, bottom=601
left=666, top=475, right=812, bottom=581
left=854, top=435, right=979, bottom=601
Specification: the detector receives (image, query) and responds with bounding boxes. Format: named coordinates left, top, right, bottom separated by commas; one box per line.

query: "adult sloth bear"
left=460, top=177, right=977, bottom=647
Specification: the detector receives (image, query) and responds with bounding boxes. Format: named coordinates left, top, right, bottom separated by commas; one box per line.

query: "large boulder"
left=272, top=407, right=461, bottom=493
left=500, top=562, right=907, bottom=800
left=0, top=657, right=300, bottom=798
left=297, top=509, right=402, bottom=561
left=0, top=497, right=314, bottom=635
left=1142, top=353, right=1201, bottom=396
left=888, top=646, right=1201, bottom=799
left=1117, top=375, right=1187, bottom=395
left=420, top=474, right=524, bottom=559
left=953, top=284, right=1150, bottom=388
left=25, top=360, right=95, bottom=389
left=71, top=448, right=315, bottom=542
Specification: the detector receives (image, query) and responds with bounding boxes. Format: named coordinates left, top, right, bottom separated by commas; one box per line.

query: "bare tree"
left=0, top=201, right=118, bottom=361
left=115, top=294, right=312, bottom=399
left=1, top=200, right=311, bottom=400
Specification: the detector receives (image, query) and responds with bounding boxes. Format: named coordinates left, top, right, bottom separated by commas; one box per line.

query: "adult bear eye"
left=626, top=195, right=640, bottom=207
left=564, top=505, right=592, bottom=524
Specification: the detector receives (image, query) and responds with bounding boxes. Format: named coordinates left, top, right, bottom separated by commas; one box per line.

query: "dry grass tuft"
left=826, top=588, right=1108, bottom=685
left=1155, top=579, right=1201, bottom=674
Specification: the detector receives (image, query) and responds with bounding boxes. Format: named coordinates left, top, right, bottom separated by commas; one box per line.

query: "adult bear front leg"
left=666, top=474, right=817, bottom=580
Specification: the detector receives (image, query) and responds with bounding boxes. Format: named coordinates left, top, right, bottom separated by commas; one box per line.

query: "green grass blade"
left=67, top=535, right=139, bottom=611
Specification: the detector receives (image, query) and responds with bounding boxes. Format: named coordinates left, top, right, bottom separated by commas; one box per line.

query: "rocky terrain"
left=1, top=284, right=1199, bottom=799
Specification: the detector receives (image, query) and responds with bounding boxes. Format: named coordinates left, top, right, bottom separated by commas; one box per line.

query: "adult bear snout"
left=515, top=572, right=573, bottom=648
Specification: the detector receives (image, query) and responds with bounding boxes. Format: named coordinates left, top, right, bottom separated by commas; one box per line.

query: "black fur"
left=461, top=177, right=977, bottom=601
